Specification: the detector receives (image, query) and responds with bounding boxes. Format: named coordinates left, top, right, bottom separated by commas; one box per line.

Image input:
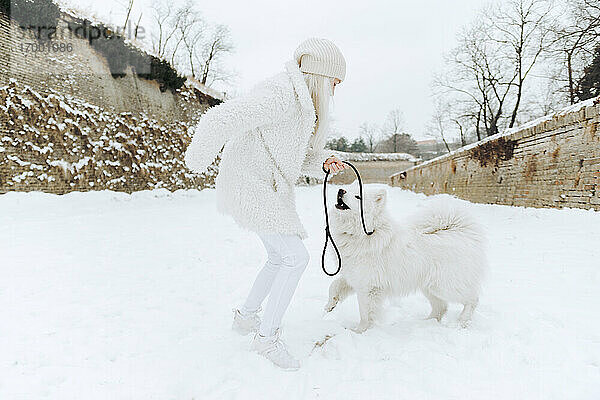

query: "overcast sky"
left=67, top=0, right=485, bottom=141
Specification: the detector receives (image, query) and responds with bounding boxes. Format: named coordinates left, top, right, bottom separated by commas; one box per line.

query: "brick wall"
left=390, top=98, right=600, bottom=211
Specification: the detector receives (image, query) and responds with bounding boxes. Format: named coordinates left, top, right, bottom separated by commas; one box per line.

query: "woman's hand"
left=322, top=156, right=348, bottom=174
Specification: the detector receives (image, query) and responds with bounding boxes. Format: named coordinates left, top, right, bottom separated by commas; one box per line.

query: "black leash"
left=321, top=161, right=375, bottom=277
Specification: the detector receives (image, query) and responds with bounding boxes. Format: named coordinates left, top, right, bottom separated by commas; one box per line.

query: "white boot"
left=251, top=328, right=300, bottom=370
left=231, top=306, right=261, bottom=335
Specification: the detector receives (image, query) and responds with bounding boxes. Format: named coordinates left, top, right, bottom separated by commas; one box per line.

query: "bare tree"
left=433, top=0, right=555, bottom=145
left=149, top=0, right=234, bottom=87
left=551, top=0, right=600, bottom=104
left=150, top=0, right=177, bottom=58
left=358, top=122, right=380, bottom=153
left=382, top=109, right=404, bottom=135
left=182, top=17, right=205, bottom=78
left=122, top=0, right=134, bottom=34
left=197, top=24, right=234, bottom=85
left=380, top=109, right=405, bottom=152
left=151, top=0, right=195, bottom=61
left=170, top=2, right=202, bottom=67
left=436, top=18, right=517, bottom=139
left=485, top=0, right=554, bottom=128
left=134, top=13, right=143, bottom=40
left=378, top=109, right=418, bottom=154
left=427, top=98, right=452, bottom=152
left=452, top=118, right=467, bottom=147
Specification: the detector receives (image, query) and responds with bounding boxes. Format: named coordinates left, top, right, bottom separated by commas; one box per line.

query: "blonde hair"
left=303, top=73, right=334, bottom=151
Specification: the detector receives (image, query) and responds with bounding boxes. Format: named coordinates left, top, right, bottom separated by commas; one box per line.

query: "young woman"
left=184, top=37, right=348, bottom=370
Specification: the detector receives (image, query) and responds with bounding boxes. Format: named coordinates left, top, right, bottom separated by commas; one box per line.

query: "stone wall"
left=390, top=97, right=600, bottom=211
left=0, top=11, right=222, bottom=194
left=0, top=13, right=202, bottom=121
left=0, top=80, right=220, bottom=193
left=328, top=158, right=418, bottom=185
left=301, top=151, right=419, bottom=185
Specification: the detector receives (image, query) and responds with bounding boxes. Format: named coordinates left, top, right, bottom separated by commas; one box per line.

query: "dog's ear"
left=374, top=188, right=387, bottom=205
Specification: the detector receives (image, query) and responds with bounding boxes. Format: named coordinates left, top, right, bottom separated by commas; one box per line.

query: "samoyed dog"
left=324, top=184, right=487, bottom=333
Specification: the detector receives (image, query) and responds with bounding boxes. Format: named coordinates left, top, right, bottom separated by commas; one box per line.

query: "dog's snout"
left=335, top=188, right=351, bottom=210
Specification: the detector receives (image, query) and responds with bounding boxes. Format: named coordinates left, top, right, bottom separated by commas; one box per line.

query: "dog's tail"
left=411, top=197, right=485, bottom=243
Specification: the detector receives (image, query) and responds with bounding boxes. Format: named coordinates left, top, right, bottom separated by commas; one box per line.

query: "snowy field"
left=1, top=185, right=599, bottom=399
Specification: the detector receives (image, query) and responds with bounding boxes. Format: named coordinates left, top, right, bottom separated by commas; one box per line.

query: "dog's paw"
left=458, top=318, right=472, bottom=329
left=351, top=323, right=370, bottom=334
left=425, top=313, right=444, bottom=322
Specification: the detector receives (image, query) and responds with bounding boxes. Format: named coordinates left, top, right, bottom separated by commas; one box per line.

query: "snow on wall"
left=333, top=150, right=419, bottom=163
left=0, top=80, right=217, bottom=194
left=391, top=97, right=600, bottom=211
left=185, top=78, right=226, bottom=103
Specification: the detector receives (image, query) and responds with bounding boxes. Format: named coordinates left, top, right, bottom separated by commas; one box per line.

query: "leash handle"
left=321, top=160, right=374, bottom=277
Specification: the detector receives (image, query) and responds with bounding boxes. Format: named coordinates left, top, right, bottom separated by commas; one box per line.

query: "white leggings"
left=240, top=231, right=310, bottom=337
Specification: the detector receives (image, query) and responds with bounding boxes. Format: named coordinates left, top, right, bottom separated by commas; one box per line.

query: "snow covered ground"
left=1, top=185, right=599, bottom=399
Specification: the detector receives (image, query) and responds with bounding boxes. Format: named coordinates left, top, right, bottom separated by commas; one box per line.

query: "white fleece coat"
left=184, top=60, right=334, bottom=240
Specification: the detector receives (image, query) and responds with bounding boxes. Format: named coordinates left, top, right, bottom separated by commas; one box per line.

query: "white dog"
left=324, top=185, right=488, bottom=333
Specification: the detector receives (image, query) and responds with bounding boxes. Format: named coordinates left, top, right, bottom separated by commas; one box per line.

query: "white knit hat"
left=293, top=38, right=346, bottom=81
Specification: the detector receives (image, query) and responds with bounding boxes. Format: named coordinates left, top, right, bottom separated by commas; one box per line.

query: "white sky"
left=67, top=0, right=484, bottom=140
